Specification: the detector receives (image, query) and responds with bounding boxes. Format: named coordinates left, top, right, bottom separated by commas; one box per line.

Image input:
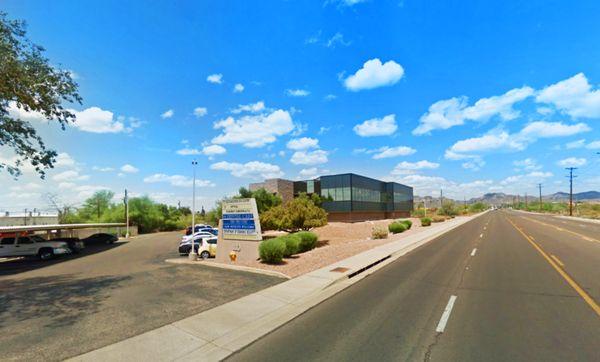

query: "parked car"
left=181, top=231, right=215, bottom=243
left=185, top=224, right=213, bottom=236
left=0, top=233, right=72, bottom=260
left=178, top=236, right=217, bottom=259
left=49, top=237, right=85, bottom=253
left=82, top=233, right=118, bottom=245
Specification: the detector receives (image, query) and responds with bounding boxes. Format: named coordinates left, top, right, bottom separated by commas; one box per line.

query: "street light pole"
left=189, top=160, right=199, bottom=261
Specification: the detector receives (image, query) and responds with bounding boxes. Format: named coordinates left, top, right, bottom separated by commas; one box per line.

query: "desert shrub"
left=372, top=227, right=388, bottom=239
left=388, top=222, right=407, bottom=234
left=432, top=215, right=446, bottom=223
left=258, top=238, right=286, bottom=264
left=295, top=231, right=318, bottom=252
left=399, top=219, right=412, bottom=229
left=278, top=234, right=301, bottom=257
left=421, top=217, right=432, bottom=226
left=261, top=194, right=328, bottom=232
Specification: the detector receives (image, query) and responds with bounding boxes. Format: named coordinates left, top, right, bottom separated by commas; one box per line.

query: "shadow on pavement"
left=0, top=273, right=130, bottom=329
left=0, top=242, right=127, bottom=277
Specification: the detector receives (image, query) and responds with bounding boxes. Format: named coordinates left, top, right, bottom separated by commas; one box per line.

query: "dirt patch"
left=232, top=217, right=439, bottom=278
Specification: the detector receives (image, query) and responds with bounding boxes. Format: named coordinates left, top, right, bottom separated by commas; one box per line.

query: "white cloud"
left=233, top=83, right=244, bottom=93
left=176, top=148, right=201, bottom=156
left=161, top=109, right=174, bottom=119
left=557, top=157, right=587, bottom=167
left=371, top=146, right=416, bottom=159
left=143, top=173, right=214, bottom=187
left=120, top=164, right=139, bottom=173
left=566, top=139, right=586, bottom=149
left=413, top=86, right=534, bottom=135
left=344, top=58, right=404, bottom=91
left=391, top=160, right=439, bottom=175
left=513, top=158, right=542, bottom=171
left=353, top=114, right=397, bottom=137
left=212, top=109, right=294, bottom=148
left=329, top=0, right=367, bottom=7
left=286, top=89, right=310, bottom=97
left=587, top=140, right=600, bottom=149
left=231, top=101, right=266, bottom=114
left=193, top=107, right=207, bottom=117
left=52, top=170, right=89, bottom=182
left=73, top=185, right=112, bottom=199
left=287, top=137, right=319, bottom=150
left=9, top=182, right=42, bottom=192
left=461, top=158, right=486, bottom=171
left=210, top=161, right=283, bottom=179
left=536, top=73, right=600, bottom=118
left=290, top=149, right=329, bottom=165
left=58, top=182, right=77, bottom=189
left=519, top=121, right=590, bottom=138
left=7, top=102, right=139, bottom=134
left=326, top=32, right=351, bottom=48
left=202, top=144, right=226, bottom=156
left=299, top=167, right=319, bottom=178
left=207, top=73, right=223, bottom=84
left=55, top=153, right=76, bottom=167
left=446, top=121, right=590, bottom=159
left=324, top=94, right=337, bottom=101
left=92, top=166, right=114, bottom=172
left=73, top=107, right=126, bottom=133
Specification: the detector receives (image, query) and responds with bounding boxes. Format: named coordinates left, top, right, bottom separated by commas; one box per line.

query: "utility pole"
left=189, top=160, right=199, bottom=261
left=538, top=183, right=543, bottom=212
left=565, top=167, right=577, bottom=216
left=124, top=189, right=129, bottom=238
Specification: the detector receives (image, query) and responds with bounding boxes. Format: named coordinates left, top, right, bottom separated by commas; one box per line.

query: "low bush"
left=432, top=215, right=446, bottom=223
left=279, top=234, right=301, bottom=257
left=399, top=219, right=412, bottom=229
left=295, top=231, right=318, bottom=252
left=421, top=217, right=432, bottom=226
left=258, top=238, right=286, bottom=264
left=372, top=227, right=388, bottom=239
left=388, top=221, right=407, bottom=234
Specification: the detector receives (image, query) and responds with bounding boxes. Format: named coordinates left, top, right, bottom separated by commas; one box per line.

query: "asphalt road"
left=229, top=210, right=600, bottom=362
left=0, top=231, right=282, bottom=361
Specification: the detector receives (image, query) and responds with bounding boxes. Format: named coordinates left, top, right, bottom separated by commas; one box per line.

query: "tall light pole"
left=189, top=160, right=199, bottom=261
left=124, top=189, right=130, bottom=238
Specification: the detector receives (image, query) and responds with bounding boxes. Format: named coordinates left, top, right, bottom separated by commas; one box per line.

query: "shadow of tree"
left=0, top=274, right=130, bottom=329
left=316, top=239, right=330, bottom=248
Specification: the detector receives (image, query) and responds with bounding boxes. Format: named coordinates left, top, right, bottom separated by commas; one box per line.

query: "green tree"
left=79, top=190, right=115, bottom=221
left=236, top=187, right=282, bottom=214
left=260, top=193, right=327, bottom=232
left=1, top=12, right=82, bottom=178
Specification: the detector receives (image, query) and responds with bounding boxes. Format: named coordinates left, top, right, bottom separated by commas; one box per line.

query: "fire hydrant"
left=229, top=251, right=237, bottom=262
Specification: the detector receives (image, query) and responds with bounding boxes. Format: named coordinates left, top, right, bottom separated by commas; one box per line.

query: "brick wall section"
left=249, top=178, right=294, bottom=204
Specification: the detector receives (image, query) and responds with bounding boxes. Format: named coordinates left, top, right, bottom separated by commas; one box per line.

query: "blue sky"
left=2, top=0, right=600, bottom=212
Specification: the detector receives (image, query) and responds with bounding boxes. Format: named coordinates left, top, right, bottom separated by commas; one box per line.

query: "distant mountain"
left=414, top=191, right=600, bottom=206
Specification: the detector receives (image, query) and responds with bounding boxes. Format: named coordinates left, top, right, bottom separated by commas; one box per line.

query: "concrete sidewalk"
left=70, top=214, right=484, bottom=362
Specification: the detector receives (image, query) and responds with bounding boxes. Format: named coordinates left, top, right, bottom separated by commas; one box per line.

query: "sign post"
left=216, top=198, right=262, bottom=263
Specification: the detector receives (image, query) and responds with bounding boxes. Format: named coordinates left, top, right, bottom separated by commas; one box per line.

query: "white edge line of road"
left=435, top=295, right=458, bottom=333
left=470, top=248, right=477, bottom=256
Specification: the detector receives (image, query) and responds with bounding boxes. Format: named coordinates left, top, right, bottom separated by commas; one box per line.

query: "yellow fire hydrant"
left=229, top=251, right=237, bottom=262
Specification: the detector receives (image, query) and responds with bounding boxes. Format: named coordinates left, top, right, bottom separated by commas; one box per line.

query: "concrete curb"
left=164, top=258, right=292, bottom=279
left=69, top=212, right=486, bottom=362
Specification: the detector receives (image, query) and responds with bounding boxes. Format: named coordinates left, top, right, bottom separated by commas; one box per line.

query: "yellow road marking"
left=551, top=254, right=565, bottom=267
left=521, top=216, right=599, bottom=243
left=506, top=217, right=600, bottom=317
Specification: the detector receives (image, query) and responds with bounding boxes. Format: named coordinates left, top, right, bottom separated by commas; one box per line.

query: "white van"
left=0, top=234, right=72, bottom=260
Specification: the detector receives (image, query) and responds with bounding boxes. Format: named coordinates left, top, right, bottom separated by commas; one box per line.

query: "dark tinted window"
left=207, top=238, right=217, bottom=244
left=1, top=237, right=15, bottom=245
left=17, top=237, right=33, bottom=244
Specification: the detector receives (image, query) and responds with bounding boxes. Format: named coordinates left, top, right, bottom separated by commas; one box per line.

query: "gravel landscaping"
left=227, top=217, right=463, bottom=278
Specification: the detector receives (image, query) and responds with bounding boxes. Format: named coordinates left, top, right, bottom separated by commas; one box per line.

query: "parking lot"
left=0, top=231, right=283, bottom=361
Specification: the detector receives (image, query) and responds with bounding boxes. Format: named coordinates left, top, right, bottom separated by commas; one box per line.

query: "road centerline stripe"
left=551, top=254, right=565, bottom=267
left=506, top=217, right=600, bottom=317
left=436, top=295, right=457, bottom=333
left=471, top=248, right=477, bottom=256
